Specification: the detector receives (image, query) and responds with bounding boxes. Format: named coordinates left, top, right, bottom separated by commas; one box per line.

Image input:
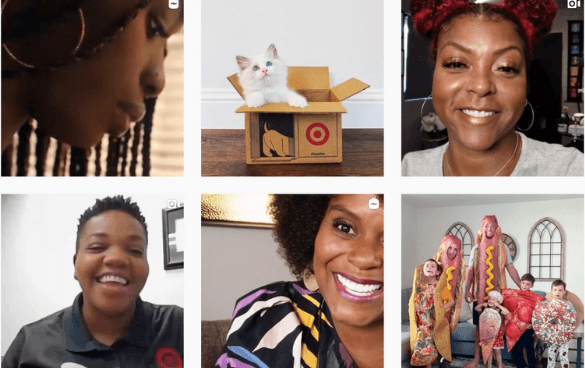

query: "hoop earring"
left=1, top=2, right=86, bottom=69
left=516, top=100, right=535, bottom=132
left=420, top=94, right=433, bottom=121
left=302, top=270, right=319, bottom=292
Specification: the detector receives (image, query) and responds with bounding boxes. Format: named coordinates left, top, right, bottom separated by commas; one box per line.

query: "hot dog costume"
left=433, top=235, right=465, bottom=333
left=472, top=216, right=508, bottom=304
left=409, top=262, right=454, bottom=364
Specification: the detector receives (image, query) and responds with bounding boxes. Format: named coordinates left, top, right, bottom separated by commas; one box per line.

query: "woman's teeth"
left=462, top=109, right=495, bottom=118
left=99, top=275, right=128, bottom=285
left=336, top=274, right=382, bottom=296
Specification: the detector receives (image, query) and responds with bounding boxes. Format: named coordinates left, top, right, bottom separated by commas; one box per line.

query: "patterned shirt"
left=214, top=281, right=358, bottom=368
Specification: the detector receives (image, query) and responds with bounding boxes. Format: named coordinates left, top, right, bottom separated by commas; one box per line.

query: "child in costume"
left=511, top=273, right=537, bottom=368
left=545, top=280, right=573, bottom=368
left=410, top=259, right=455, bottom=367
left=475, top=290, right=510, bottom=368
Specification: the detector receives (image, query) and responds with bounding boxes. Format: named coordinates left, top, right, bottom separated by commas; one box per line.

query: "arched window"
left=445, top=222, right=473, bottom=266
left=501, top=233, right=518, bottom=261
left=528, top=218, right=565, bottom=280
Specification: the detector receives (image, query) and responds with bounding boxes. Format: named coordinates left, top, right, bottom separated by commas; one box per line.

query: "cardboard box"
left=227, top=67, right=369, bottom=164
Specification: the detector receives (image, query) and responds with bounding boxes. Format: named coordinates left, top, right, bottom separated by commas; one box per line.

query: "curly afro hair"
left=269, top=194, right=383, bottom=279
left=76, top=195, right=148, bottom=253
left=269, top=195, right=332, bottom=279
left=410, top=0, right=557, bottom=58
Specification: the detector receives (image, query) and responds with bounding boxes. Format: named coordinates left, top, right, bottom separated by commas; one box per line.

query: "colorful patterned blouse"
left=214, top=281, right=358, bottom=368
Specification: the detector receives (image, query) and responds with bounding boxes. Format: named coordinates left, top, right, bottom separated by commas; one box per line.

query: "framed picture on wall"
left=567, top=21, right=583, bottom=102
left=162, top=206, right=184, bottom=270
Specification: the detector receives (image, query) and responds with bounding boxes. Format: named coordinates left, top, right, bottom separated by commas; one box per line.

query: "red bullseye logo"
left=306, top=123, right=329, bottom=146
left=156, top=347, right=182, bottom=368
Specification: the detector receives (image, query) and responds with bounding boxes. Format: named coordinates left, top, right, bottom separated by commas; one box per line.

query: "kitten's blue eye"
left=266, top=61, right=272, bottom=66
left=253, top=66, right=259, bottom=71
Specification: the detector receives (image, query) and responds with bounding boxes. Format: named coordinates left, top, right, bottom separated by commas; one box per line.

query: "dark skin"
left=432, top=15, right=528, bottom=176
left=1, top=0, right=184, bottom=152
left=312, top=195, right=384, bottom=368
left=74, top=210, right=149, bottom=346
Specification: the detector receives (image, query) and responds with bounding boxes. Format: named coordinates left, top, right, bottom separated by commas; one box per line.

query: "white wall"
left=201, top=0, right=384, bottom=129
left=401, top=196, right=584, bottom=302
left=1, top=194, right=184, bottom=355
left=201, top=225, right=295, bottom=320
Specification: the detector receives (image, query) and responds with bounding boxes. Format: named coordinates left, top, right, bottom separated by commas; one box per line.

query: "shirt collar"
left=64, top=293, right=149, bottom=352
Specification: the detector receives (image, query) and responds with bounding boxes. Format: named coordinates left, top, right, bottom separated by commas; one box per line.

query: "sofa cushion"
left=402, top=287, right=412, bottom=324
left=201, top=319, right=231, bottom=368
left=401, top=325, right=410, bottom=362
left=451, top=321, right=476, bottom=342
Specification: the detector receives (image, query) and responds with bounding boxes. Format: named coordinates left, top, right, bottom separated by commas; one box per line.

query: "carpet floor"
left=430, top=356, right=517, bottom=368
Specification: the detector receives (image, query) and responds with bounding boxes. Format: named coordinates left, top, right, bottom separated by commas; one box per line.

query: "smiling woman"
left=213, top=194, right=384, bottom=368
left=1, top=196, right=184, bottom=367
left=1, top=0, right=184, bottom=176
left=402, top=0, right=584, bottom=176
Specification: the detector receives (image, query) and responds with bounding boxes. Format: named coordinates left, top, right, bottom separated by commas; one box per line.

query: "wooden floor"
left=201, top=129, right=383, bottom=176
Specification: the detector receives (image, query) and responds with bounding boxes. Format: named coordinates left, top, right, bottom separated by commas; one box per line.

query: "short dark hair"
left=551, top=279, right=566, bottom=290
left=425, top=258, right=443, bottom=277
left=521, top=273, right=535, bottom=284
left=269, top=194, right=383, bottom=279
left=76, top=195, right=148, bottom=253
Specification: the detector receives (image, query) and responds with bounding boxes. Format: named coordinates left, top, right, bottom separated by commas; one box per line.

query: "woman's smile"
left=456, top=109, right=501, bottom=126
left=432, top=15, right=527, bottom=152
left=75, top=210, right=149, bottom=316
left=334, top=272, right=384, bottom=302
left=313, top=194, right=384, bottom=329
left=95, top=272, right=131, bottom=293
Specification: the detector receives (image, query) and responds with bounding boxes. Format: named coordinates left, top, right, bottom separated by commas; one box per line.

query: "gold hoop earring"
left=516, top=100, right=535, bottom=132
left=419, top=94, right=433, bottom=121
left=302, top=270, right=319, bottom=292
left=1, top=2, right=86, bottom=69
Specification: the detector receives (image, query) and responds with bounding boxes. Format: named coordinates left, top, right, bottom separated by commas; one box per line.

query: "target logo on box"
left=299, top=116, right=338, bottom=158
left=306, top=123, right=330, bottom=146
left=231, top=67, right=368, bottom=164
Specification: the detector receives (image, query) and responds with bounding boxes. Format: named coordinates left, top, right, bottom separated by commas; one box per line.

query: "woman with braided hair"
left=1, top=0, right=183, bottom=176
left=402, top=0, right=583, bottom=176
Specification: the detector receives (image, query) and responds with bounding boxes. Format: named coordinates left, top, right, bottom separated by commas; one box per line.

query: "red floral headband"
left=411, top=0, right=558, bottom=56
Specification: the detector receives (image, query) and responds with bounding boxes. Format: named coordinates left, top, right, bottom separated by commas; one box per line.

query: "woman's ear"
left=73, top=254, right=78, bottom=280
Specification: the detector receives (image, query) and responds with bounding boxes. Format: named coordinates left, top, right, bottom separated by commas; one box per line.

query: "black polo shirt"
left=2, top=293, right=183, bottom=368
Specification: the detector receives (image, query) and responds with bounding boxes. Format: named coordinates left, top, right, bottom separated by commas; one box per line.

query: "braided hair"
left=1, top=98, right=156, bottom=176
left=1, top=0, right=156, bottom=176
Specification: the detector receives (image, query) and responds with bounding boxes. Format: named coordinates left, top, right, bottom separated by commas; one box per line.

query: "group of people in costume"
left=409, top=215, right=584, bottom=368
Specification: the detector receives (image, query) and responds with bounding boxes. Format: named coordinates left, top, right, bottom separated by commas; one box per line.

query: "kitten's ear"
left=267, top=44, right=278, bottom=59
left=236, top=56, right=251, bottom=70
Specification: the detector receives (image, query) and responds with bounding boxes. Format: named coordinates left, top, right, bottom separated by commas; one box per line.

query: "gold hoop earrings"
left=420, top=94, right=433, bottom=121
left=302, top=270, right=319, bottom=292
left=1, top=1, right=86, bottom=69
left=516, top=100, right=535, bottom=132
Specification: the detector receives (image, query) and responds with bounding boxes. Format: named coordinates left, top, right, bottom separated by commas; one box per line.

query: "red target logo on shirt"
left=306, top=123, right=329, bottom=146
left=156, top=347, right=182, bottom=368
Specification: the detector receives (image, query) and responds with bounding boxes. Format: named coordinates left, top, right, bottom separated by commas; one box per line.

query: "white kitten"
left=236, top=44, right=308, bottom=108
